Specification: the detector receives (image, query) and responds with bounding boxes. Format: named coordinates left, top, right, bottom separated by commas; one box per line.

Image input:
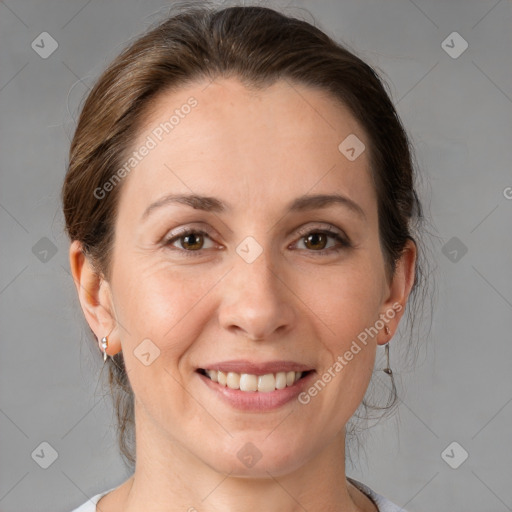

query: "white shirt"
left=70, top=477, right=408, bottom=511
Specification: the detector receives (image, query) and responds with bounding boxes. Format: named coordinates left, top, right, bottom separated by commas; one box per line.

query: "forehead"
left=118, top=77, right=376, bottom=221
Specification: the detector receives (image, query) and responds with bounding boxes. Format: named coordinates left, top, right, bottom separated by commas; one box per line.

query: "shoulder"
left=347, top=477, right=408, bottom=512
left=69, top=488, right=115, bottom=512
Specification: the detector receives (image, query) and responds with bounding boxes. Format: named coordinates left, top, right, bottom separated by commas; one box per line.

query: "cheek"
left=294, top=258, right=381, bottom=395
left=294, top=256, right=383, bottom=339
left=111, top=256, right=219, bottom=353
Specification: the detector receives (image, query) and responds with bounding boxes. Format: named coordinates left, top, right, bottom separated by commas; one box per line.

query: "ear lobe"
left=69, top=240, right=117, bottom=346
left=378, top=238, right=417, bottom=345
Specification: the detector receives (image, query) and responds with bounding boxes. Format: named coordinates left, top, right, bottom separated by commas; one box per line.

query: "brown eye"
left=180, top=232, right=205, bottom=251
left=303, top=232, right=328, bottom=251
left=165, top=229, right=215, bottom=255
left=294, top=227, right=350, bottom=255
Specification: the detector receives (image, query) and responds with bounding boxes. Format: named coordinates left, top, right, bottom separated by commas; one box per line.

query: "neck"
left=119, top=409, right=368, bottom=512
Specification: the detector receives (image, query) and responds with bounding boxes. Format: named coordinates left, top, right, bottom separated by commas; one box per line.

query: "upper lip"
left=198, top=360, right=314, bottom=375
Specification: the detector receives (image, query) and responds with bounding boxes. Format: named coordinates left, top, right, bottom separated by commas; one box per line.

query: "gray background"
left=1, top=0, right=511, bottom=511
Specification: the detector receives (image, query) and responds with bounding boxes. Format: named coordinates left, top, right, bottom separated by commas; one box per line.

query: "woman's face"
left=100, top=77, right=409, bottom=475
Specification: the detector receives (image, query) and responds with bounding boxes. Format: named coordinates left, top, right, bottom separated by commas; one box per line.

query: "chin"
left=201, top=433, right=312, bottom=478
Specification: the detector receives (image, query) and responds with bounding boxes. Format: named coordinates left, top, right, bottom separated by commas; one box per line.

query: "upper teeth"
left=204, top=370, right=303, bottom=392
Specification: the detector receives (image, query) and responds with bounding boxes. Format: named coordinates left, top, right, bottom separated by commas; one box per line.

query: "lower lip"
left=197, top=371, right=316, bottom=411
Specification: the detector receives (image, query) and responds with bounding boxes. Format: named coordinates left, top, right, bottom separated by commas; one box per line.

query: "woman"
left=63, top=3, right=428, bottom=511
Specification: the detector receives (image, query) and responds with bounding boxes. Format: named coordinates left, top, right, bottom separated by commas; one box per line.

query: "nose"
left=217, top=245, right=296, bottom=341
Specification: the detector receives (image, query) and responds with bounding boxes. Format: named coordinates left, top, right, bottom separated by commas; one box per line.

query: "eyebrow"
left=141, top=193, right=366, bottom=221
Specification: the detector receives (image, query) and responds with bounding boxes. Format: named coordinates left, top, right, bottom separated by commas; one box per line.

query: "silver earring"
left=383, top=334, right=392, bottom=376
left=383, top=343, right=392, bottom=375
left=382, top=326, right=392, bottom=375
left=100, top=336, right=108, bottom=362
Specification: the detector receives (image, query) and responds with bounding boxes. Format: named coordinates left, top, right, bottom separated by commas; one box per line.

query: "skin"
left=70, top=77, right=416, bottom=512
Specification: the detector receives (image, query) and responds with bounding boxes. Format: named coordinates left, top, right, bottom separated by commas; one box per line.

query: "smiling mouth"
left=197, top=368, right=313, bottom=393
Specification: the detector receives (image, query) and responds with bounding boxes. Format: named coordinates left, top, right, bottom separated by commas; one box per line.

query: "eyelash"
left=163, top=225, right=351, bottom=258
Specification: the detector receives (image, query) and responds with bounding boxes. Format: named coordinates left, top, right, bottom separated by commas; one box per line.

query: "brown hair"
left=62, top=1, right=434, bottom=469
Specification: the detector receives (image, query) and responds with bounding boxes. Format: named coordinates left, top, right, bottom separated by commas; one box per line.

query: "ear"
left=69, top=240, right=121, bottom=357
left=377, top=238, right=417, bottom=345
